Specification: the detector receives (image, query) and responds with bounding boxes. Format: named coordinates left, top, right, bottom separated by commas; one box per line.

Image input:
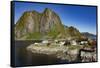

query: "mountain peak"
left=81, top=32, right=96, bottom=40
left=45, top=8, right=51, bottom=11
left=15, top=8, right=64, bottom=40
left=43, top=8, right=52, bottom=13
left=15, top=8, right=82, bottom=40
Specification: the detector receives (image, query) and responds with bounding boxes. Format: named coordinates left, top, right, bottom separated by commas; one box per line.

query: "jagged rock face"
left=15, top=11, right=41, bottom=38
left=15, top=8, right=65, bottom=40
left=15, top=8, right=82, bottom=40
left=40, top=8, right=64, bottom=34
left=40, top=8, right=55, bottom=34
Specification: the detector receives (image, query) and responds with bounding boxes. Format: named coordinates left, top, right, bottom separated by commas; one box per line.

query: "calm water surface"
left=14, top=40, right=69, bottom=67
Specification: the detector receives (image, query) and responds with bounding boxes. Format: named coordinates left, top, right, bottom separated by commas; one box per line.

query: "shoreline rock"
left=26, top=44, right=80, bottom=62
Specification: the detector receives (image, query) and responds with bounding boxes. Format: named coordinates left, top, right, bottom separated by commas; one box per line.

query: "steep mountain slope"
left=15, top=8, right=66, bottom=40
left=65, top=26, right=82, bottom=39
left=15, top=11, right=41, bottom=38
left=15, top=8, right=82, bottom=40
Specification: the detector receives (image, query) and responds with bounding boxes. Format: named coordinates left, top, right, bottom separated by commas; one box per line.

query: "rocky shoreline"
left=26, top=44, right=82, bottom=62
left=26, top=42, right=97, bottom=62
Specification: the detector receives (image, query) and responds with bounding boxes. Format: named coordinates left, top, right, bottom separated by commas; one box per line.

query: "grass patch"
left=25, top=32, right=42, bottom=40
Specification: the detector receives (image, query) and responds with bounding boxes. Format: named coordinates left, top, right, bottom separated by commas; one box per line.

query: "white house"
left=54, top=40, right=58, bottom=43
left=42, top=40, right=49, bottom=44
left=34, top=42, right=39, bottom=45
left=71, top=40, right=77, bottom=45
left=59, top=41, right=65, bottom=47
left=80, top=41, right=88, bottom=45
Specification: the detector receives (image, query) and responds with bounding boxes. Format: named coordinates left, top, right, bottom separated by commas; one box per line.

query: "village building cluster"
left=34, top=37, right=96, bottom=49
left=32, top=37, right=97, bottom=62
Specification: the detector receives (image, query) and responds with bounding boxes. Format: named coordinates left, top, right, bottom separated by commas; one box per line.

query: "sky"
left=13, top=1, right=97, bottom=35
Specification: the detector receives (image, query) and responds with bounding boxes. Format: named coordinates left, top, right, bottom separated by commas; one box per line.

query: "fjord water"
left=14, top=40, right=69, bottom=67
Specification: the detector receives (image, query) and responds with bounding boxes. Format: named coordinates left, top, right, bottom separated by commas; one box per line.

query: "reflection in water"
left=14, top=40, right=68, bottom=67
